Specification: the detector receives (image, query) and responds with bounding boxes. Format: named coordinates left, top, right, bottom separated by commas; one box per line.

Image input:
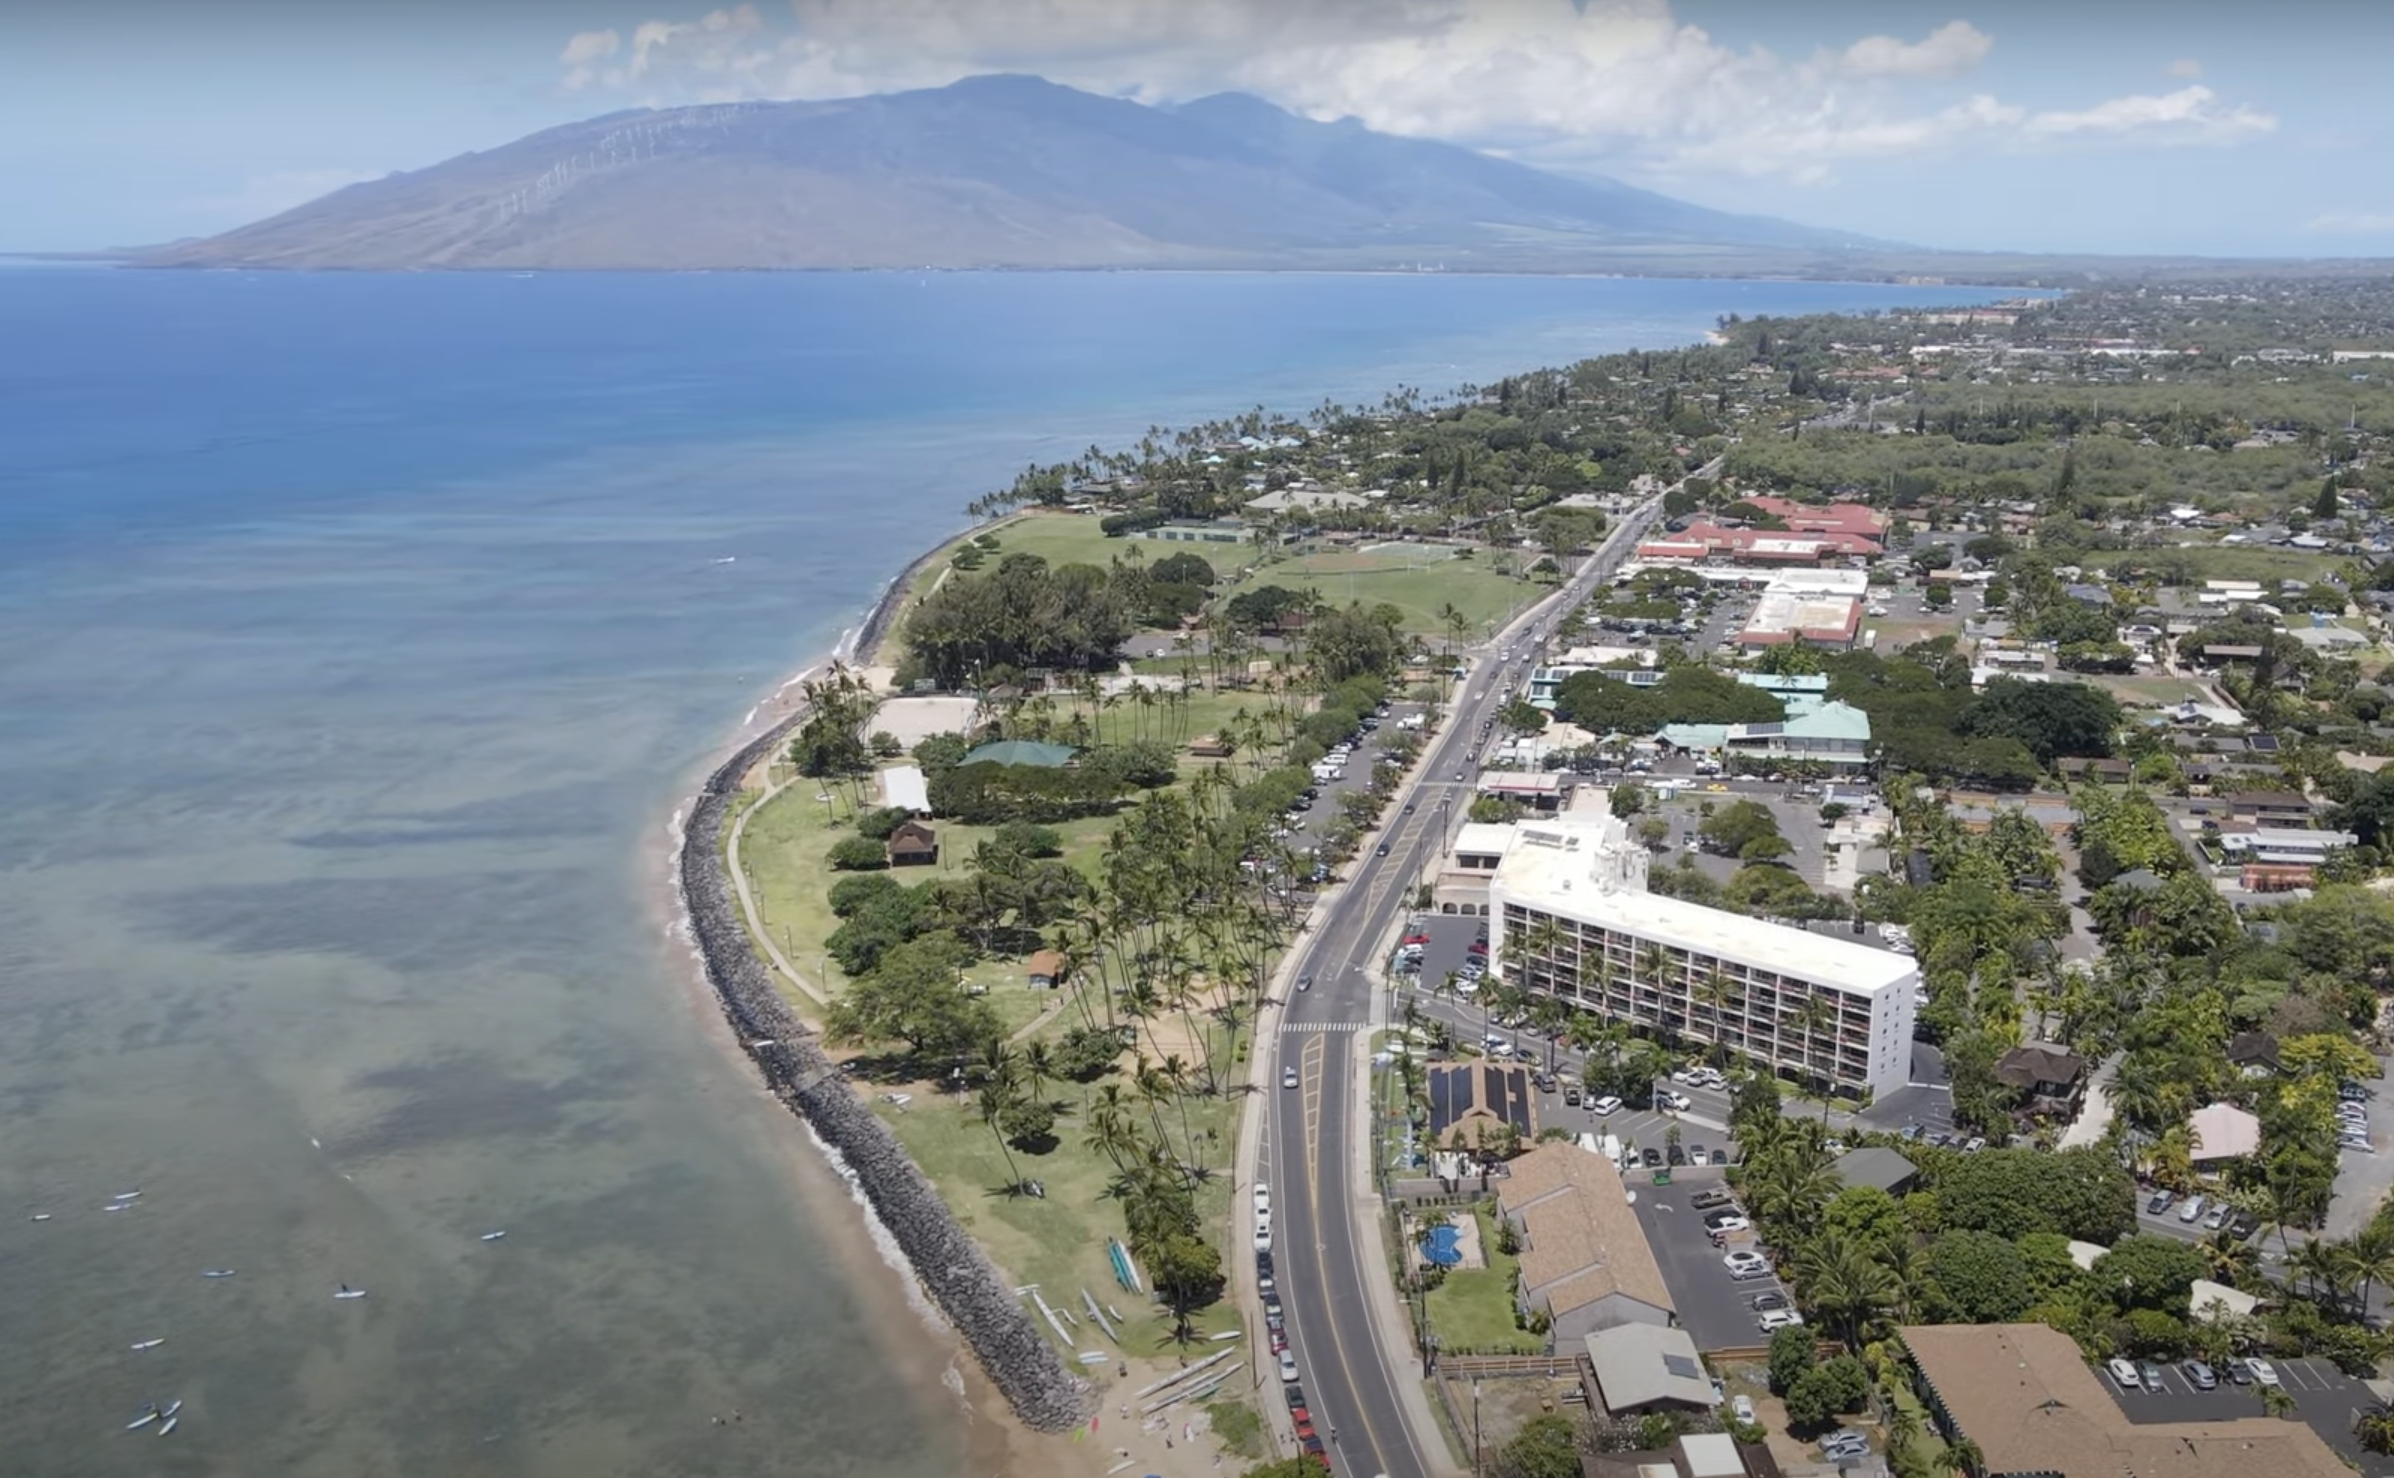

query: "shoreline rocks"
left=676, top=544, right=1091, bottom=1434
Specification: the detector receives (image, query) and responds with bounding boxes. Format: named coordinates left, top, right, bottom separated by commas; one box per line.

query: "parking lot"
left=1629, top=1173, right=1792, bottom=1352
left=2102, top=1357, right=2392, bottom=1475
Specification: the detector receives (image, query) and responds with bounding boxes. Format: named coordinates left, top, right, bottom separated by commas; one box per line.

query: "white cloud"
left=1833, top=20, right=1990, bottom=79
left=2024, top=85, right=2274, bottom=142
left=2307, top=212, right=2394, bottom=236
left=550, top=0, right=2276, bottom=184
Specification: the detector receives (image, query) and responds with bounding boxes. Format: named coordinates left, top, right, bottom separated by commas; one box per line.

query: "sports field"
left=1224, top=539, right=1544, bottom=637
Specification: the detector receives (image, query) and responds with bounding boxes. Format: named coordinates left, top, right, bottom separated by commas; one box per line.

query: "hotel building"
left=1486, top=816, right=1917, bottom=1098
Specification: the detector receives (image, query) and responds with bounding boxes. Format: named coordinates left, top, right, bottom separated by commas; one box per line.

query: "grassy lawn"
left=865, top=1018, right=1250, bottom=1359
left=1223, top=544, right=1542, bottom=637
left=2090, top=674, right=2211, bottom=707
left=1423, top=1206, right=1541, bottom=1356
left=1207, top=1399, right=1266, bottom=1459
left=733, top=779, right=850, bottom=1012
left=2141, top=542, right=2348, bottom=584
left=976, top=510, right=1145, bottom=573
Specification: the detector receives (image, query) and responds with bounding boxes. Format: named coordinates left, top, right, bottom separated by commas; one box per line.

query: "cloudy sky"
left=5, top=0, right=2386, bottom=256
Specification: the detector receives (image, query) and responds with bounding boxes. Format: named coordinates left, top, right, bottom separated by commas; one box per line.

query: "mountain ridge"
left=147, top=74, right=1898, bottom=272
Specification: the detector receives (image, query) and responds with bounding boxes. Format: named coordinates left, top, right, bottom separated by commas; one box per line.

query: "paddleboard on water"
left=125, top=1410, right=158, bottom=1431
left=334, top=1287, right=366, bottom=1300
left=129, top=1339, right=164, bottom=1351
left=162, top=1400, right=182, bottom=1419
left=480, top=1231, right=506, bottom=1242
left=202, top=1269, right=236, bottom=1279
left=157, top=1417, right=177, bottom=1437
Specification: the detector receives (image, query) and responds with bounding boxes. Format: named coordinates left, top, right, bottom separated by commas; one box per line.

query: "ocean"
left=0, top=267, right=2014, bottom=1476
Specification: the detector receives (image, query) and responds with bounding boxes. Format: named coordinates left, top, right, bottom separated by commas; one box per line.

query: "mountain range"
left=147, top=75, right=1902, bottom=273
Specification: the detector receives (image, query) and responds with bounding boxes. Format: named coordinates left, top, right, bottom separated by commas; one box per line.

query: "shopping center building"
left=1486, top=815, right=1918, bottom=1098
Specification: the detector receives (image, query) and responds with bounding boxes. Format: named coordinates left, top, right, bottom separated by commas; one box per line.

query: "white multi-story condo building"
left=1486, top=815, right=1918, bottom=1099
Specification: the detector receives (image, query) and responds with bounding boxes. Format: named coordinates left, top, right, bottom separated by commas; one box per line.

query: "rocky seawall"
left=676, top=552, right=1091, bottom=1434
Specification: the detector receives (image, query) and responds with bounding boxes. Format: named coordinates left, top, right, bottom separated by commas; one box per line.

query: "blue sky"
left=3, top=0, right=2386, bottom=257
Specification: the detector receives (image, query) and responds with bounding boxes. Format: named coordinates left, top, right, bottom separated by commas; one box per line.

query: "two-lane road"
left=1262, top=498, right=1663, bottom=1478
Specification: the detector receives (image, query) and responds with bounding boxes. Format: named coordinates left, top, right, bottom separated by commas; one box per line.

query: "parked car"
left=1278, top=1349, right=1299, bottom=1383
left=1589, top=1096, right=1623, bottom=1117
left=1692, top=1188, right=1734, bottom=1210
left=2137, top=1361, right=2165, bottom=1391
left=2108, top=1357, right=2142, bottom=1389
left=1667, top=1145, right=1689, bottom=1167
left=2246, top=1358, right=2281, bottom=1386
left=1750, top=1291, right=1789, bottom=1312
left=2180, top=1360, right=2218, bottom=1390
left=1710, top=1148, right=1731, bottom=1166
left=2177, top=1193, right=2208, bottom=1224
left=1723, top=1250, right=1770, bottom=1278
left=2146, top=1188, right=2176, bottom=1215
left=1688, top=1143, right=1709, bottom=1164
left=1758, top=1309, right=1805, bottom=1333
left=1641, top=1147, right=1664, bottom=1169
left=2223, top=1357, right=2254, bottom=1386
left=2204, top=1205, right=2230, bottom=1231
left=1563, top=1085, right=1583, bottom=1106
left=1703, top=1211, right=1749, bottom=1232
left=1659, top=1090, right=1693, bottom=1112
left=1730, top=1394, right=1757, bottom=1425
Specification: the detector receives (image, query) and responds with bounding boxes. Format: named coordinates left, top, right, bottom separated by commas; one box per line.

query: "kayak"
left=334, top=1288, right=367, bottom=1300
left=202, top=1269, right=237, bottom=1279
left=28, top=1213, right=50, bottom=1222
left=130, top=1339, right=165, bottom=1351
left=157, top=1417, right=177, bottom=1437
left=162, top=1400, right=182, bottom=1419
left=126, top=1409, right=158, bottom=1431
left=480, top=1231, right=506, bottom=1242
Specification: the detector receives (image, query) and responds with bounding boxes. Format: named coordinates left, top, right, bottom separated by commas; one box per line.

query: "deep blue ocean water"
left=0, top=267, right=2016, bottom=1476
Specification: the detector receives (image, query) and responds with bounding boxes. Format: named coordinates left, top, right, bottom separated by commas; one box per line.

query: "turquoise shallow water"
left=0, top=268, right=2012, bottom=1475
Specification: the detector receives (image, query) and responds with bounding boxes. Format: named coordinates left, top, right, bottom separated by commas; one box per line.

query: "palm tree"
left=1793, top=994, right=1838, bottom=1115
left=1634, top=942, right=1672, bottom=1034
left=2293, top=1237, right=2348, bottom=1310
left=1694, top=969, right=1734, bottom=1067
left=976, top=1069, right=1026, bottom=1193
left=1939, top=1434, right=1983, bottom=1477
left=1794, top=1231, right=1900, bottom=1348
left=2341, top=1221, right=2394, bottom=1313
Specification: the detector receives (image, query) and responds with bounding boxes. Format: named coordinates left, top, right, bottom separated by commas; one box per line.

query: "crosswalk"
left=1278, top=1022, right=1367, bottom=1033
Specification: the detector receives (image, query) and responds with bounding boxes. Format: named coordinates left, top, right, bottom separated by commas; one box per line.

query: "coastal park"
left=1223, top=536, right=1549, bottom=640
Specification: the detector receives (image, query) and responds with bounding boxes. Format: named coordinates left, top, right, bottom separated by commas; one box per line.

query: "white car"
left=1723, top=1250, right=1769, bottom=1277
left=1278, top=1349, right=1299, bottom=1383
left=2107, top=1357, right=2142, bottom=1390
left=1659, top=1091, right=1692, bottom=1112
left=1282, top=1066, right=1299, bottom=1090
left=1589, top=1095, right=1623, bottom=1117
left=1758, top=1310, right=1805, bottom=1332
left=1730, top=1394, right=1756, bottom=1426
left=2246, top=1358, right=2281, bottom=1387
left=1253, top=1215, right=1272, bottom=1252
left=1253, top=1181, right=1270, bottom=1218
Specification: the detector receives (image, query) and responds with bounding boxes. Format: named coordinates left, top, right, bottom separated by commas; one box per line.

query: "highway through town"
left=1262, top=491, right=1667, bottom=1478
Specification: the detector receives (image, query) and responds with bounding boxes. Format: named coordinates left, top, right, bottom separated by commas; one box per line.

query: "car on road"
left=1403, top=800, right=1416, bottom=813
left=2108, top=1358, right=2142, bottom=1389
left=1758, top=1309, right=1804, bottom=1332
left=1374, top=841, right=1389, bottom=857
left=2146, top=1188, right=2175, bottom=1215
left=1589, top=1095, right=1622, bottom=1117
left=1723, top=1250, right=1770, bottom=1278
left=2137, top=1360, right=2165, bottom=1391
left=1282, top=1066, right=1298, bottom=1089
left=2180, top=1360, right=2217, bottom=1390
left=1253, top=1182, right=1269, bottom=1216
left=1254, top=1217, right=1272, bottom=1253
left=1297, top=973, right=1313, bottom=992
left=1278, top=1349, right=1299, bottom=1383
left=1750, top=1291, right=1789, bottom=1312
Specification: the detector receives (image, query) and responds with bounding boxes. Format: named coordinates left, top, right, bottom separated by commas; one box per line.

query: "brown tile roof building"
left=1901, top=1323, right=2349, bottom=1478
left=1496, top=1143, right=1672, bottom=1331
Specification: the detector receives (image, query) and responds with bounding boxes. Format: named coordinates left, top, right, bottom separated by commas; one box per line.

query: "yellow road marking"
left=1299, top=1035, right=1401, bottom=1469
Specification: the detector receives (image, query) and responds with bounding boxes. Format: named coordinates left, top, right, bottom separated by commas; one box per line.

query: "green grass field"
left=1423, top=1206, right=1541, bottom=1355
left=2090, top=674, right=2211, bottom=707
left=2134, top=542, right=2349, bottom=585
left=1224, top=542, right=1542, bottom=637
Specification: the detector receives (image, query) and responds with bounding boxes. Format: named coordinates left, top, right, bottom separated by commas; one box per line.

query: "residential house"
left=1996, top=1043, right=2086, bottom=1107
left=1024, top=949, right=1068, bottom=990
left=1901, top=1322, right=2348, bottom=1478
left=1578, top=1324, right=1715, bottom=1418
left=1494, top=1142, right=1673, bottom=1346
left=2224, top=1032, right=2282, bottom=1078
left=1833, top=1147, right=1919, bottom=1197
left=884, top=820, right=940, bottom=867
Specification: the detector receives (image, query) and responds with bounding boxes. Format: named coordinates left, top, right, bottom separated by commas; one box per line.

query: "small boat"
left=479, top=1231, right=506, bottom=1242
left=112, top=1191, right=141, bottom=1201
left=334, top=1285, right=366, bottom=1300
left=130, top=1338, right=165, bottom=1351
left=28, top=1213, right=49, bottom=1222
left=202, top=1269, right=236, bottom=1279
left=102, top=1203, right=129, bottom=1213
left=126, top=1407, right=159, bottom=1431
left=162, top=1400, right=182, bottom=1419
left=157, top=1417, right=177, bottom=1437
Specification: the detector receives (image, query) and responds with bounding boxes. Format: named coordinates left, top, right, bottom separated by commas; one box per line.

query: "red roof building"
left=1735, top=496, right=1888, bottom=542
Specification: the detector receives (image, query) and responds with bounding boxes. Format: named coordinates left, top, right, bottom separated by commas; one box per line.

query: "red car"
left=1402, top=932, right=1431, bottom=946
